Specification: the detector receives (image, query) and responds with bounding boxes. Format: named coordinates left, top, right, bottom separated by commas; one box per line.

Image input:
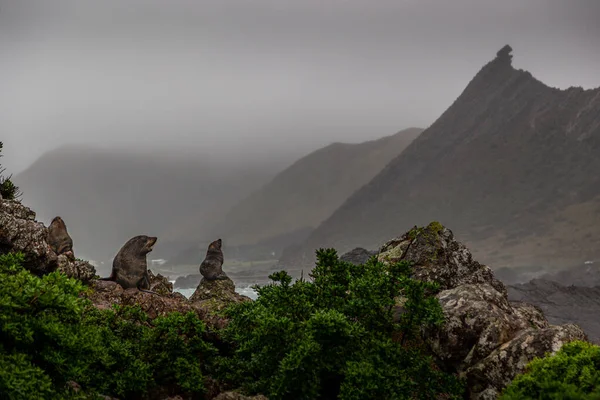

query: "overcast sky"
left=1, top=0, right=599, bottom=173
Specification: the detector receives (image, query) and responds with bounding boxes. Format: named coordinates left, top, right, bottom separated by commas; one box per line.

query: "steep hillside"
left=281, top=45, right=600, bottom=270
left=14, top=146, right=286, bottom=270
left=211, top=128, right=422, bottom=246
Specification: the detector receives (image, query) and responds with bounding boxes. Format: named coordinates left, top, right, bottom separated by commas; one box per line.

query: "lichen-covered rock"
left=425, top=284, right=536, bottom=369
left=339, top=247, right=377, bottom=265
left=147, top=269, right=174, bottom=295
left=56, top=254, right=97, bottom=283
left=464, top=324, right=587, bottom=399
left=0, top=199, right=58, bottom=274
left=190, top=277, right=252, bottom=313
left=86, top=279, right=231, bottom=332
left=509, top=301, right=549, bottom=330
left=377, top=222, right=589, bottom=398
left=212, top=392, right=268, bottom=400
left=378, top=222, right=506, bottom=296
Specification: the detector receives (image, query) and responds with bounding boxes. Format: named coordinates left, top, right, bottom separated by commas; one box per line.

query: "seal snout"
left=146, top=236, right=158, bottom=251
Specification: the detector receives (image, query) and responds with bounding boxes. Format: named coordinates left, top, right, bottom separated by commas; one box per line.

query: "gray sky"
left=1, top=0, right=599, bottom=173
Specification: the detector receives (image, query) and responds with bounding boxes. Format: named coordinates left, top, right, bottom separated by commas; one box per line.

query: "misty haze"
left=2, top=1, right=600, bottom=399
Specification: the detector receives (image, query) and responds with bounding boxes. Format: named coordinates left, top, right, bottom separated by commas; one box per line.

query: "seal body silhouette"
left=47, top=216, right=74, bottom=256
left=199, top=239, right=228, bottom=280
left=101, top=235, right=158, bottom=294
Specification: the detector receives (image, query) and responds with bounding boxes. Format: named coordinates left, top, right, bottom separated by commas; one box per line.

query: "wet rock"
left=0, top=199, right=58, bottom=274
left=464, top=324, right=587, bottom=399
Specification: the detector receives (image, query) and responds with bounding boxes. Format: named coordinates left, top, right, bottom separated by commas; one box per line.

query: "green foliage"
left=501, top=340, right=600, bottom=400
left=217, top=248, right=463, bottom=399
left=0, top=253, right=216, bottom=399
left=0, top=141, right=22, bottom=200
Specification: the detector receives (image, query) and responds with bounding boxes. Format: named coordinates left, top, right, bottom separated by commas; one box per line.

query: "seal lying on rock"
left=47, top=216, right=74, bottom=256
left=100, top=235, right=158, bottom=295
left=199, top=239, right=228, bottom=280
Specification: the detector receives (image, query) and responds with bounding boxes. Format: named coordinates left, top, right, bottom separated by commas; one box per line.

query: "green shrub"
left=0, top=253, right=216, bottom=399
left=0, top=142, right=22, bottom=200
left=501, top=340, right=600, bottom=399
left=217, top=248, right=464, bottom=400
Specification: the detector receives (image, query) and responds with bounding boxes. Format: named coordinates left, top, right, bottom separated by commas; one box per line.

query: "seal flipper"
left=137, top=274, right=159, bottom=296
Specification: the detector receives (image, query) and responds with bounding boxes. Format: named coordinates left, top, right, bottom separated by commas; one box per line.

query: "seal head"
left=199, top=238, right=228, bottom=280
left=47, top=216, right=74, bottom=256
left=103, top=235, right=158, bottom=292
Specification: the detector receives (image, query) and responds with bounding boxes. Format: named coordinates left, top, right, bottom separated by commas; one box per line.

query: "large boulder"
left=378, top=222, right=588, bottom=398
left=147, top=269, right=174, bottom=295
left=464, top=324, right=587, bottom=400
left=0, top=199, right=58, bottom=274
left=0, top=199, right=98, bottom=280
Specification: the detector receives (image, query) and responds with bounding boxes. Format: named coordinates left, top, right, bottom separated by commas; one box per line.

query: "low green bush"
left=216, top=248, right=464, bottom=400
left=0, top=253, right=216, bottom=399
left=501, top=340, right=600, bottom=400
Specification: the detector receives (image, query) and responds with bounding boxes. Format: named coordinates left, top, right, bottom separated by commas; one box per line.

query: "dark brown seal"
left=47, top=216, right=74, bottom=256
left=199, top=239, right=228, bottom=280
left=100, top=235, right=158, bottom=294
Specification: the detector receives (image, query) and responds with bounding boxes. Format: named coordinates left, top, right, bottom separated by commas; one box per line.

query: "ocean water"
left=173, top=286, right=259, bottom=300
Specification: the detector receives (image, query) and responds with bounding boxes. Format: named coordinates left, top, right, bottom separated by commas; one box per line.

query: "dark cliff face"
left=281, top=45, right=600, bottom=269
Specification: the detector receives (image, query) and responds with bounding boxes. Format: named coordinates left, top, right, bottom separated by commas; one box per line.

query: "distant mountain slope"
left=211, top=128, right=423, bottom=246
left=281, top=45, right=600, bottom=270
left=14, top=147, right=287, bottom=271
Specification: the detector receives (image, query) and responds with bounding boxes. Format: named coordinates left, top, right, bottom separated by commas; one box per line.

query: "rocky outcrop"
left=508, top=279, right=600, bottom=344
left=147, top=269, right=174, bottom=295
left=190, top=277, right=252, bottom=312
left=57, top=254, right=97, bottom=283
left=281, top=44, right=600, bottom=271
left=0, top=199, right=58, bottom=274
left=339, top=247, right=377, bottom=265
left=378, top=222, right=588, bottom=399
left=0, top=199, right=96, bottom=280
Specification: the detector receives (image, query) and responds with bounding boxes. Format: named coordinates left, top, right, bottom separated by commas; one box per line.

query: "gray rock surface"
left=339, top=247, right=377, bottom=265
left=377, top=222, right=588, bottom=399
left=508, top=279, right=600, bottom=344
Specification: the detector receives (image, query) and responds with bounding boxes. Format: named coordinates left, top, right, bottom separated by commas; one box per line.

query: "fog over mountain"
left=2, top=0, right=600, bottom=174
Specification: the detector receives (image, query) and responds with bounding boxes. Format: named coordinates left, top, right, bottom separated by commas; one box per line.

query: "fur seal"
left=47, top=216, right=74, bottom=256
left=100, top=235, right=158, bottom=295
left=199, top=239, right=228, bottom=280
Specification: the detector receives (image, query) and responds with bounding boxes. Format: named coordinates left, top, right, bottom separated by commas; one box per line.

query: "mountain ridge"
left=207, top=127, right=423, bottom=247
left=280, top=45, right=600, bottom=270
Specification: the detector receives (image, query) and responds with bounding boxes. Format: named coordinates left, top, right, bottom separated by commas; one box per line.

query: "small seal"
left=47, top=216, right=74, bottom=256
left=199, top=239, right=228, bottom=280
left=100, top=235, right=158, bottom=295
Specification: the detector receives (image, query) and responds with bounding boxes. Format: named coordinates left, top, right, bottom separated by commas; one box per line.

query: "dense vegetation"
left=0, top=141, right=21, bottom=200
left=217, top=249, right=464, bottom=399
left=501, top=340, right=600, bottom=399
left=0, top=253, right=216, bottom=399
left=0, top=248, right=466, bottom=399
